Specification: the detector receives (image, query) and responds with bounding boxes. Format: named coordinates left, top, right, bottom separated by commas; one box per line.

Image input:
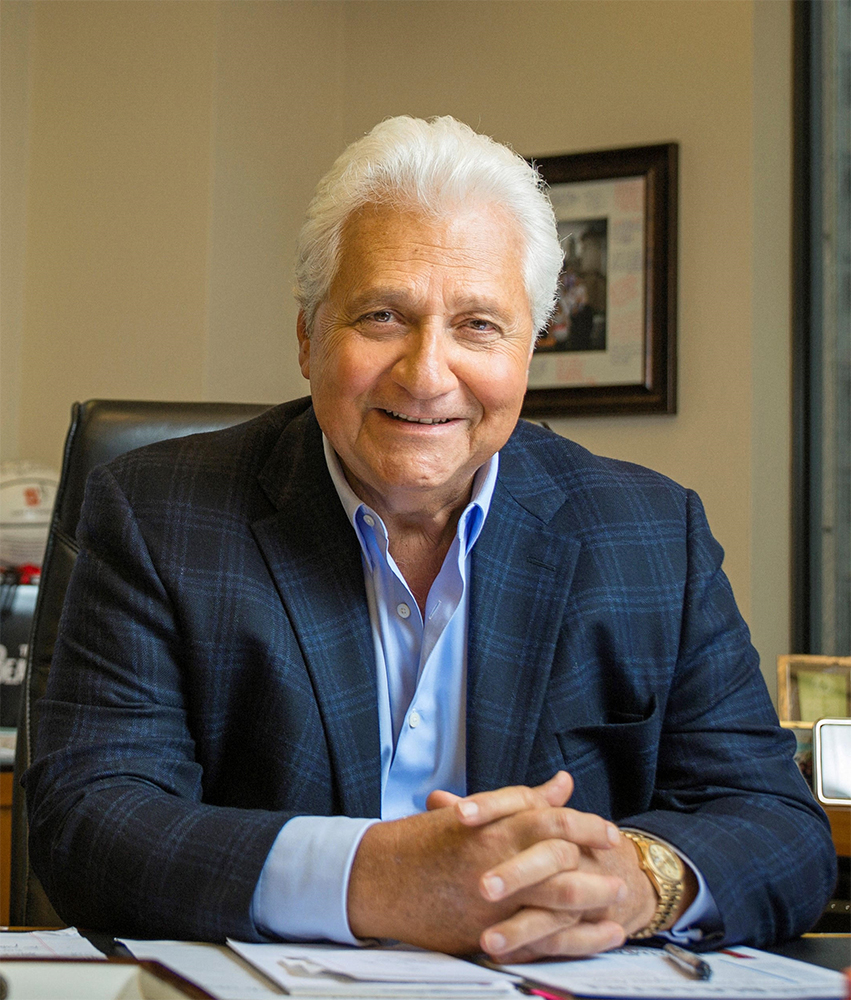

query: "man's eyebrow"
left=346, top=287, right=410, bottom=310
left=346, top=287, right=514, bottom=319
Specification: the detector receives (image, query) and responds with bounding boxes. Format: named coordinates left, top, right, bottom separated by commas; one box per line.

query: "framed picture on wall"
left=522, top=143, right=678, bottom=418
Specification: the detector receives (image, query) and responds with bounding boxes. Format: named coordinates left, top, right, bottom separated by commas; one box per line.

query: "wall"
left=0, top=0, right=792, bottom=696
left=203, top=2, right=344, bottom=403
left=0, top=0, right=32, bottom=463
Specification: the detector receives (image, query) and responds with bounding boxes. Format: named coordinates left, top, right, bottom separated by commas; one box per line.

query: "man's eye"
left=364, top=310, right=396, bottom=324
left=464, top=319, right=498, bottom=335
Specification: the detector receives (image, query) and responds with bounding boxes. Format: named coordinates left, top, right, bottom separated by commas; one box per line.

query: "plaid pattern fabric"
left=26, top=400, right=835, bottom=945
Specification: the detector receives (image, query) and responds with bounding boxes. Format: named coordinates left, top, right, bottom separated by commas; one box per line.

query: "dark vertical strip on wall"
left=792, top=0, right=813, bottom=653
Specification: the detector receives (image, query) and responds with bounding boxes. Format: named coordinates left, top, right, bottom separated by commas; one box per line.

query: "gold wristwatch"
left=621, top=830, right=685, bottom=939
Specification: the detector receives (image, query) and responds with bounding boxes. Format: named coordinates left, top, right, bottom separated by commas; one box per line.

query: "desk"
left=42, top=931, right=851, bottom=972
left=1, top=930, right=848, bottom=1000
left=74, top=932, right=847, bottom=972
left=770, top=934, right=851, bottom=972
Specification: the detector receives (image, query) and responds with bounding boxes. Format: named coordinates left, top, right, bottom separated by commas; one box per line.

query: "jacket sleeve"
left=619, top=489, right=837, bottom=949
left=24, top=464, right=289, bottom=941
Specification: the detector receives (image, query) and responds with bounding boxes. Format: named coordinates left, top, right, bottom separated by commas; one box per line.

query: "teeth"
left=387, top=410, right=450, bottom=425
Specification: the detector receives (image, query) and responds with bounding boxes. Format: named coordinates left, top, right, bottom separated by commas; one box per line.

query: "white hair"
left=294, top=115, right=563, bottom=335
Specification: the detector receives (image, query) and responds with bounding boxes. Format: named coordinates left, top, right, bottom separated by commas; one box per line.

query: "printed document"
left=228, top=940, right=518, bottom=998
left=500, top=944, right=847, bottom=999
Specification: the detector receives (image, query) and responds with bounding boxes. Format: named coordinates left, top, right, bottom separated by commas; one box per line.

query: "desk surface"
left=2, top=930, right=848, bottom=1000
left=107, top=931, right=848, bottom=972
left=769, top=934, right=851, bottom=971
left=2, top=929, right=846, bottom=971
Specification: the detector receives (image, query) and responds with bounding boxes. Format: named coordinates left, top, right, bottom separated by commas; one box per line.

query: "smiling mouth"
left=385, top=409, right=451, bottom=425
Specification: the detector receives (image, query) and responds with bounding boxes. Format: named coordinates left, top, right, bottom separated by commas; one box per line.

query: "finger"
left=482, top=805, right=620, bottom=868
left=454, top=772, right=574, bottom=826
left=535, top=771, right=576, bottom=807
left=483, top=848, right=626, bottom=911
left=481, top=911, right=626, bottom=963
left=509, top=919, right=627, bottom=962
left=425, top=789, right=461, bottom=811
left=516, top=870, right=627, bottom=914
left=481, top=839, right=580, bottom=901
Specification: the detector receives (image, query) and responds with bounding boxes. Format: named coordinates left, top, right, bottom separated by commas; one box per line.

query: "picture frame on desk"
left=813, top=718, right=851, bottom=807
left=777, top=654, right=851, bottom=729
left=522, top=142, right=678, bottom=418
left=776, top=656, right=851, bottom=861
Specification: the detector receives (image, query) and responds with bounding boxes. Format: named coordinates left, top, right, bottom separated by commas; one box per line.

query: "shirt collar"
left=323, top=435, right=499, bottom=562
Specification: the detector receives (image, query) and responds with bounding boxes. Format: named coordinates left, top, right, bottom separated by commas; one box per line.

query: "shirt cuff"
left=662, top=852, right=720, bottom=944
left=252, top=815, right=379, bottom=944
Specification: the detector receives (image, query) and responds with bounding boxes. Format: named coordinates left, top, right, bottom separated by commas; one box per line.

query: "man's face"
left=298, top=203, right=535, bottom=517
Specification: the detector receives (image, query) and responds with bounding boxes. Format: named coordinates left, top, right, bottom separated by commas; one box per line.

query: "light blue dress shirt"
left=252, top=439, right=717, bottom=944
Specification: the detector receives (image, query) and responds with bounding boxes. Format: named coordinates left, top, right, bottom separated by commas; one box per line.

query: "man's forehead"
left=340, top=200, right=524, bottom=253
left=331, top=202, right=528, bottom=298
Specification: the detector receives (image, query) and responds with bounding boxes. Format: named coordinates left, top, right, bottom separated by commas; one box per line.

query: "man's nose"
left=392, top=326, right=457, bottom=398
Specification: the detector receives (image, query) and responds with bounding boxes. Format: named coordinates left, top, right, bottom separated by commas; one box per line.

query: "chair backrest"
left=10, top=399, right=271, bottom=926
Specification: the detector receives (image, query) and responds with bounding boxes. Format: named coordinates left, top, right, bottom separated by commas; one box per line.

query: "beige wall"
left=0, top=0, right=792, bottom=696
left=0, top=0, right=32, bottom=463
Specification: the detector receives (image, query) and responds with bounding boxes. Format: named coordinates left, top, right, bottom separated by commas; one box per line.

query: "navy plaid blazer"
left=26, top=398, right=836, bottom=945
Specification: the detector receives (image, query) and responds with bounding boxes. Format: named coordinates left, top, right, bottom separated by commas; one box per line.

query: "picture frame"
left=522, top=143, right=678, bottom=418
left=813, top=718, right=851, bottom=806
left=777, top=654, right=851, bottom=728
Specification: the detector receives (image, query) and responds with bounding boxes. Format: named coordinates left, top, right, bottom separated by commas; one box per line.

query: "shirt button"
left=396, top=602, right=411, bottom=619
left=409, top=711, right=421, bottom=728
left=363, top=514, right=375, bottom=527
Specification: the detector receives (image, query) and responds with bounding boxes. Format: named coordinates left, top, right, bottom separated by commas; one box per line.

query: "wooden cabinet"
left=826, top=805, right=851, bottom=858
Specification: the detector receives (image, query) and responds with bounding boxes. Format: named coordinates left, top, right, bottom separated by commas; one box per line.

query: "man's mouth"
left=385, top=410, right=451, bottom=425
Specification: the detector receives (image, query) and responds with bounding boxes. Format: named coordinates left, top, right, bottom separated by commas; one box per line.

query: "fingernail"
left=482, top=874, right=505, bottom=900
left=607, top=824, right=620, bottom=846
left=610, top=927, right=627, bottom=949
left=458, top=800, right=479, bottom=819
left=484, top=931, right=506, bottom=954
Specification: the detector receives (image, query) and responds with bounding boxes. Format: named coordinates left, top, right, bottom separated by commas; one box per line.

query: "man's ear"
left=297, top=310, right=311, bottom=379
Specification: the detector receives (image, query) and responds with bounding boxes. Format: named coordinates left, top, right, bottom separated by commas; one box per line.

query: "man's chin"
left=362, top=462, right=480, bottom=511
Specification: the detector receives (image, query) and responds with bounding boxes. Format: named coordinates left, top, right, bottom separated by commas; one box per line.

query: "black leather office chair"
left=10, top=399, right=271, bottom=926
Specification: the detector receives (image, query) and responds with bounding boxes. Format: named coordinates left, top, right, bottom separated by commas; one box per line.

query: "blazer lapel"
left=467, top=431, right=581, bottom=793
left=251, top=409, right=381, bottom=818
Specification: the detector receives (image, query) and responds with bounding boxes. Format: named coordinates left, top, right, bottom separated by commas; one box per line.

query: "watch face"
left=648, top=842, right=682, bottom=881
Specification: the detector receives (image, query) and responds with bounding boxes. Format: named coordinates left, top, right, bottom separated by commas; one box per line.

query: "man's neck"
left=385, top=511, right=463, bottom=614
left=344, top=471, right=468, bottom=613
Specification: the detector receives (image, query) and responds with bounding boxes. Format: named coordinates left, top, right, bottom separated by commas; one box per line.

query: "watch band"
left=622, top=830, right=685, bottom=939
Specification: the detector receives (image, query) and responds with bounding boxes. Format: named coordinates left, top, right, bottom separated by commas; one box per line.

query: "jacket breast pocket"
left=553, top=696, right=661, bottom=820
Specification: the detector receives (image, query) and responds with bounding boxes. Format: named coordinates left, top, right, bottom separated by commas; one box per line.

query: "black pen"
left=663, top=943, right=713, bottom=980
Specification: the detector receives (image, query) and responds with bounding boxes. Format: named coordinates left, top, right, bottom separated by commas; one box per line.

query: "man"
left=26, top=116, right=835, bottom=959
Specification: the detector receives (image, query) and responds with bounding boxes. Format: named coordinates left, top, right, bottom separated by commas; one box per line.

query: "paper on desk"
left=501, top=944, right=848, bottom=999
left=0, top=926, right=105, bottom=959
left=228, top=941, right=518, bottom=998
left=121, top=939, right=284, bottom=999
